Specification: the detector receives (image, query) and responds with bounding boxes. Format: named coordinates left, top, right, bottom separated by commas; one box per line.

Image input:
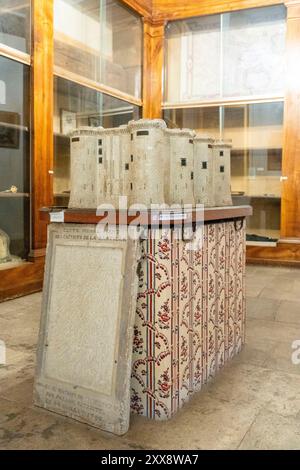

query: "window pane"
left=54, top=76, right=141, bottom=205
left=0, top=0, right=31, bottom=53
left=222, top=6, right=286, bottom=98
left=0, top=56, right=30, bottom=263
left=164, top=5, right=286, bottom=104
left=165, top=16, right=221, bottom=103
left=163, top=107, right=220, bottom=137
left=163, top=101, right=284, bottom=240
left=225, top=102, right=283, bottom=240
left=54, top=0, right=143, bottom=99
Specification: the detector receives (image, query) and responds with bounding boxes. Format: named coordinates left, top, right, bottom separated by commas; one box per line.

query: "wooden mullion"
left=31, top=0, right=54, bottom=252
left=143, top=18, right=165, bottom=119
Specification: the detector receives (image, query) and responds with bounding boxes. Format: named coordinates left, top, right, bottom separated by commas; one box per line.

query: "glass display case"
left=164, top=4, right=286, bottom=243
left=54, top=76, right=141, bottom=206
left=54, top=0, right=143, bottom=99
left=0, top=55, right=30, bottom=267
left=0, top=0, right=31, bottom=53
left=164, top=101, right=284, bottom=241
left=164, top=5, right=286, bottom=105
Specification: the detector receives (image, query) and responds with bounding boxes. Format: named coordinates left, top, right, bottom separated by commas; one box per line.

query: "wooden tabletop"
left=40, top=205, right=252, bottom=226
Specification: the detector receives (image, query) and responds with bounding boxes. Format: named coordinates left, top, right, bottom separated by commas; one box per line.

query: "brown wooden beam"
left=143, top=19, right=165, bottom=119
left=121, top=0, right=152, bottom=18
left=152, top=0, right=283, bottom=22
left=31, top=0, right=54, bottom=251
left=281, top=1, right=300, bottom=237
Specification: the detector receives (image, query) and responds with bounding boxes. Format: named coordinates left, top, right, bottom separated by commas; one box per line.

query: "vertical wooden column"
left=31, top=0, right=54, bottom=254
left=281, top=1, right=300, bottom=238
left=143, top=19, right=165, bottom=119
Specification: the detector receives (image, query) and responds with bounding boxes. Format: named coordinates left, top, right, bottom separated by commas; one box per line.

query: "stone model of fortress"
left=68, top=119, right=232, bottom=209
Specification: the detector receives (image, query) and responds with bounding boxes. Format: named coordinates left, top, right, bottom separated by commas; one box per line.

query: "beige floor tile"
left=0, top=377, right=35, bottom=407
left=0, top=399, right=27, bottom=426
left=261, top=369, right=300, bottom=418
left=246, top=279, right=265, bottom=298
left=124, top=395, right=258, bottom=450
left=0, top=346, right=34, bottom=382
left=259, top=286, right=294, bottom=301
left=0, top=404, right=133, bottom=450
left=1, top=265, right=300, bottom=450
left=239, top=409, right=300, bottom=450
left=235, top=338, right=275, bottom=367
left=275, top=300, right=300, bottom=325
left=246, top=318, right=300, bottom=343
left=205, top=362, right=271, bottom=408
left=264, top=341, right=300, bottom=375
left=247, top=297, right=280, bottom=321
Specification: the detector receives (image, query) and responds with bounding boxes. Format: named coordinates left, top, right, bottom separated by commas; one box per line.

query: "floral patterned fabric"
left=130, top=221, right=246, bottom=420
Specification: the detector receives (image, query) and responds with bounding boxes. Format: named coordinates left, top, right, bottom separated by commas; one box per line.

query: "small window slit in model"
left=202, top=161, right=207, bottom=170
left=181, top=158, right=187, bottom=166
left=137, top=130, right=149, bottom=136
left=220, top=166, right=225, bottom=173
left=125, top=163, right=129, bottom=170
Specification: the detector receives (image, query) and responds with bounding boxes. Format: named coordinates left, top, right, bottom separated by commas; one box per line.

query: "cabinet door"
left=0, top=56, right=30, bottom=262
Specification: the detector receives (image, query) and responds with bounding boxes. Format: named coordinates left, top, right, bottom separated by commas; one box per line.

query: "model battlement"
left=68, top=119, right=232, bottom=209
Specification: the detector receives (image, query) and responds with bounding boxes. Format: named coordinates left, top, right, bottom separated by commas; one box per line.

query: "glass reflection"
left=54, top=0, right=143, bottom=98
left=54, top=76, right=141, bottom=205
left=0, top=1, right=31, bottom=53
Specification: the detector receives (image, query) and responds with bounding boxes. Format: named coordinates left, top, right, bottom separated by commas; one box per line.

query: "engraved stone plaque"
left=34, top=224, right=139, bottom=435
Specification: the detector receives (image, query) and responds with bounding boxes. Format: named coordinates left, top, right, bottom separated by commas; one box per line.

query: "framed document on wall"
left=60, top=109, right=77, bottom=135
left=0, top=111, right=20, bottom=149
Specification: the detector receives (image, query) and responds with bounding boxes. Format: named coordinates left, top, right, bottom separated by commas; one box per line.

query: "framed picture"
left=88, top=115, right=102, bottom=127
left=0, top=111, right=20, bottom=149
left=61, top=109, right=77, bottom=135
left=267, top=149, right=282, bottom=172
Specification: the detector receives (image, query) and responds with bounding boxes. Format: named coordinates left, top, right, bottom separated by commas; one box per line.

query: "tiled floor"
left=1, top=265, right=300, bottom=449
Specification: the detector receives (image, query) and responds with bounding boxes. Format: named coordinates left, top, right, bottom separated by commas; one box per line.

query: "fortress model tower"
left=193, top=135, right=215, bottom=207
left=128, top=119, right=166, bottom=207
left=68, top=119, right=233, bottom=209
left=68, top=127, right=103, bottom=209
left=118, top=125, right=132, bottom=205
left=213, top=140, right=233, bottom=207
left=166, top=128, right=195, bottom=206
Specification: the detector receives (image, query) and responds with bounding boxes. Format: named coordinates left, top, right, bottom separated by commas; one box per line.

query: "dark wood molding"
left=0, top=259, right=44, bottom=303
left=247, top=242, right=300, bottom=266
left=40, top=205, right=252, bottom=226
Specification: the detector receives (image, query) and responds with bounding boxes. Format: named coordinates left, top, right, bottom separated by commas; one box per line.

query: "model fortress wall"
left=68, top=119, right=232, bottom=209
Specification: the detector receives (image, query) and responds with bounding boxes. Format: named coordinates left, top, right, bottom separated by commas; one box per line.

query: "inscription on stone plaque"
left=34, top=224, right=139, bottom=435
